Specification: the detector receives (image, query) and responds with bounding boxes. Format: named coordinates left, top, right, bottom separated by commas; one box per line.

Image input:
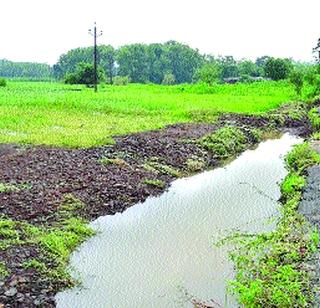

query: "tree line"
left=0, top=40, right=318, bottom=85
left=54, top=42, right=298, bottom=85
left=0, top=59, right=53, bottom=80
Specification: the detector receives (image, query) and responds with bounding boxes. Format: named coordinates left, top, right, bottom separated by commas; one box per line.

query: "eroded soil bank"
left=298, top=140, right=320, bottom=304
left=0, top=104, right=313, bottom=307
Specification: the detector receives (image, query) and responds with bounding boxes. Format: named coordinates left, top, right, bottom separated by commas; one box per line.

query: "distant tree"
left=54, top=45, right=115, bottom=81
left=116, top=44, right=149, bottom=83
left=0, top=59, right=52, bottom=80
left=238, top=60, right=260, bottom=77
left=264, top=57, right=293, bottom=80
left=194, top=62, right=222, bottom=85
left=217, top=56, right=239, bottom=79
left=162, top=73, right=176, bottom=85
left=255, top=56, right=271, bottom=68
left=99, top=45, right=116, bottom=84
left=289, top=70, right=304, bottom=95
left=162, top=41, right=204, bottom=83
left=147, top=43, right=168, bottom=84
left=255, top=56, right=272, bottom=76
left=65, top=62, right=105, bottom=85
left=54, top=47, right=92, bottom=79
left=304, top=64, right=320, bottom=96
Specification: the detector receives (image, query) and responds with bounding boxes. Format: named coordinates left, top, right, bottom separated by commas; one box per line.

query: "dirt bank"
left=298, top=140, right=320, bottom=304
left=0, top=106, right=312, bottom=307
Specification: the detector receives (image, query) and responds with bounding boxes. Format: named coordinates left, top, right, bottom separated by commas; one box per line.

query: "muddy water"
left=56, top=134, right=301, bottom=308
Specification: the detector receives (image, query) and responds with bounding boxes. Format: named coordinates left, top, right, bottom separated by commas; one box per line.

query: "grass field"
left=0, top=81, right=309, bottom=148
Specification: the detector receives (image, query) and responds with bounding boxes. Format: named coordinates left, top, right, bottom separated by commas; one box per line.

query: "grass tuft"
left=200, top=126, right=247, bottom=158
left=143, top=179, right=165, bottom=188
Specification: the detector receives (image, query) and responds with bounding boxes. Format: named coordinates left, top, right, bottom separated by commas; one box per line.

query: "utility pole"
left=89, top=22, right=103, bottom=92
left=313, top=38, right=320, bottom=64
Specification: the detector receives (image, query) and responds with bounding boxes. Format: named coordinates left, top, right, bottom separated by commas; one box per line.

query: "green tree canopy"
left=264, top=58, right=293, bottom=80
left=65, top=62, right=105, bottom=85
left=54, top=45, right=115, bottom=82
left=0, top=59, right=52, bottom=80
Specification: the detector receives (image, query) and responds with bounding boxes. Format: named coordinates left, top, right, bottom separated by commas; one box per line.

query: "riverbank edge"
left=222, top=105, right=320, bottom=307
left=0, top=101, right=315, bottom=307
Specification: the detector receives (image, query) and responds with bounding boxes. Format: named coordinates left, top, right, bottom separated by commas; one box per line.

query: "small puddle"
left=56, top=133, right=302, bottom=308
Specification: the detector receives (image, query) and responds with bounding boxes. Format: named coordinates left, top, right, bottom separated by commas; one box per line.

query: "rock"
left=4, top=287, right=17, bottom=297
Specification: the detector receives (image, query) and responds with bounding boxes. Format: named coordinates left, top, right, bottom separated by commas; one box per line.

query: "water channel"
left=56, top=133, right=301, bottom=308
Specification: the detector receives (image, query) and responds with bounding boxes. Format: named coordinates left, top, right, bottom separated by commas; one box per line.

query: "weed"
left=185, top=157, right=206, bottom=173
left=0, top=183, right=19, bottom=193
left=58, top=194, right=85, bottom=218
left=313, top=132, right=320, bottom=140
left=285, top=142, right=320, bottom=174
left=22, top=259, right=47, bottom=272
left=99, top=157, right=128, bottom=167
left=281, top=173, right=306, bottom=200
left=0, top=198, right=95, bottom=288
left=143, top=179, right=165, bottom=188
left=250, top=128, right=263, bottom=142
left=200, top=126, right=247, bottom=158
left=143, top=161, right=182, bottom=178
left=308, top=107, right=320, bottom=131
left=0, top=261, right=9, bottom=279
left=227, top=142, right=319, bottom=306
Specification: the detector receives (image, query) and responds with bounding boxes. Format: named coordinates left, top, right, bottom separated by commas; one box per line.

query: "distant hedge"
left=0, top=78, right=6, bottom=87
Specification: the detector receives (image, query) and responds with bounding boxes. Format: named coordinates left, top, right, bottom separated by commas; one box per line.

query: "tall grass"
left=0, top=81, right=307, bottom=148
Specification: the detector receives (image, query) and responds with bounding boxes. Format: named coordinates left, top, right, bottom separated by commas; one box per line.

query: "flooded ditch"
left=56, top=133, right=302, bottom=308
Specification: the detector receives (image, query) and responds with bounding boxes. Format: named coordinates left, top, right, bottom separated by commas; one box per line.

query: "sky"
left=1, top=0, right=319, bottom=65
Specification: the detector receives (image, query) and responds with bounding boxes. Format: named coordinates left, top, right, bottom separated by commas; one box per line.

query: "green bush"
left=289, top=70, right=304, bottom=95
left=162, top=73, right=176, bottom=85
left=0, top=78, right=7, bottom=87
left=308, top=107, right=320, bottom=130
left=281, top=173, right=305, bottom=199
left=65, top=62, right=105, bottom=85
left=193, top=63, right=221, bottom=85
left=305, top=67, right=320, bottom=96
left=113, top=75, right=131, bottom=86
left=285, top=142, right=320, bottom=174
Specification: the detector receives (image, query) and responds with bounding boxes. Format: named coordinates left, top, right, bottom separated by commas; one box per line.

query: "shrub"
left=281, top=173, right=305, bottom=199
left=308, top=107, right=320, bottom=130
left=0, top=78, right=7, bottom=87
left=193, top=63, right=222, bottom=85
left=289, top=70, right=304, bottom=95
left=162, top=73, right=176, bottom=85
left=285, top=142, right=320, bottom=174
left=65, top=62, right=105, bottom=85
left=113, top=75, right=131, bottom=86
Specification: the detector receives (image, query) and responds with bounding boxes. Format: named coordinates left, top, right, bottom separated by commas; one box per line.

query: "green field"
left=0, top=81, right=307, bottom=148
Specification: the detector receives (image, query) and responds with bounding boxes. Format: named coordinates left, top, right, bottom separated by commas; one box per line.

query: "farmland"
left=1, top=78, right=320, bottom=307
left=0, top=80, right=308, bottom=148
